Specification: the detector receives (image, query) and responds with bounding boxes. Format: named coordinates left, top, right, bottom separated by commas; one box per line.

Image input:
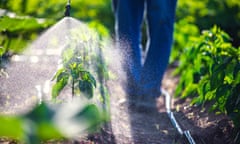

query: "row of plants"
left=174, top=26, right=240, bottom=143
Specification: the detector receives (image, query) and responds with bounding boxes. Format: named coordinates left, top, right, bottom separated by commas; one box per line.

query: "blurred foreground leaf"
left=24, top=103, right=55, bottom=123
left=24, top=103, right=63, bottom=144
left=0, top=115, right=24, bottom=140
left=75, top=104, right=103, bottom=133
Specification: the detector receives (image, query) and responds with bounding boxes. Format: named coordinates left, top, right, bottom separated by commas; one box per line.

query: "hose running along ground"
left=161, top=88, right=196, bottom=144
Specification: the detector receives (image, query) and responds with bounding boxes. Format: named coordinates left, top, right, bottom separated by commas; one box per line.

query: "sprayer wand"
left=65, top=0, right=71, bottom=17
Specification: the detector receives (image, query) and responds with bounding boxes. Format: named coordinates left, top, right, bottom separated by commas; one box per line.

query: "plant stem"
left=72, top=80, right=74, bottom=99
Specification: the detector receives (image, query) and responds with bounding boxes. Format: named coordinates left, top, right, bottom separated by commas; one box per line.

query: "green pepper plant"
left=175, top=26, right=240, bottom=143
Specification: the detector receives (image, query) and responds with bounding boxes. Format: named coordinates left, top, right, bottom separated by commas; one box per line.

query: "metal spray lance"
left=65, top=0, right=71, bottom=17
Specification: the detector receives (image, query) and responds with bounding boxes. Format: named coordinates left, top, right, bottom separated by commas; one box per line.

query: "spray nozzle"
left=65, top=0, right=71, bottom=17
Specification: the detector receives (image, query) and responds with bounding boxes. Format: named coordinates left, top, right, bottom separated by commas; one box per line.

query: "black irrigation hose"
left=161, top=88, right=196, bottom=144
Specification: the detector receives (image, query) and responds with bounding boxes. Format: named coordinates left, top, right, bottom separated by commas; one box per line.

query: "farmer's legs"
left=113, top=0, right=145, bottom=95
left=140, top=0, right=177, bottom=98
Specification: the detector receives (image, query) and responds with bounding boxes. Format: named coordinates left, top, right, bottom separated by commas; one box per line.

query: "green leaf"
left=51, top=68, right=65, bottom=81
left=210, top=66, right=225, bottom=90
left=87, top=72, right=97, bottom=88
left=190, top=97, right=201, bottom=106
left=216, top=85, right=227, bottom=100
left=197, top=76, right=208, bottom=98
left=205, top=90, right=215, bottom=102
left=224, top=75, right=234, bottom=84
left=0, top=16, right=44, bottom=32
left=24, top=103, right=55, bottom=123
left=233, top=62, right=240, bottom=84
left=79, top=80, right=94, bottom=99
left=52, top=74, right=69, bottom=98
left=70, top=64, right=79, bottom=79
left=74, top=104, right=103, bottom=133
left=0, top=115, right=24, bottom=140
left=81, top=71, right=96, bottom=87
left=23, top=104, right=63, bottom=143
left=0, top=47, right=5, bottom=56
left=202, top=82, right=211, bottom=97
left=56, top=71, right=69, bottom=82
left=36, top=122, right=63, bottom=141
left=181, top=83, right=198, bottom=98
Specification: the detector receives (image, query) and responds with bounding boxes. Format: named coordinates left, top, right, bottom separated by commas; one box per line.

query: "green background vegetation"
left=0, top=0, right=240, bottom=143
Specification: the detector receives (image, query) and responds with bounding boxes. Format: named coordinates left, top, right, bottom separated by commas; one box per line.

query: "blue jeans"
left=113, top=0, right=177, bottom=98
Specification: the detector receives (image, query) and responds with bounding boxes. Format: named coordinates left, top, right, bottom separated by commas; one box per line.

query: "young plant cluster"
left=51, top=45, right=96, bottom=99
left=51, top=28, right=106, bottom=100
left=175, top=26, right=240, bottom=142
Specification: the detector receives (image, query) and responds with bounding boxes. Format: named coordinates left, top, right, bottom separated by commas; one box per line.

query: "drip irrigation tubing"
left=161, top=88, right=196, bottom=144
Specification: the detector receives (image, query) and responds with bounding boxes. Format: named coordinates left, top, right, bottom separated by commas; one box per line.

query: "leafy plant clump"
left=51, top=48, right=96, bottom=99
left=50, top=27, right=112, bottom=142
left=175, top=26, right=240, bottom=143
left=51, top=27, right=99, bottom=100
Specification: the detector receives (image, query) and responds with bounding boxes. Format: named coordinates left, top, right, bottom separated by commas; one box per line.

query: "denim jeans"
left=113, top=0, right=177, bottom=98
